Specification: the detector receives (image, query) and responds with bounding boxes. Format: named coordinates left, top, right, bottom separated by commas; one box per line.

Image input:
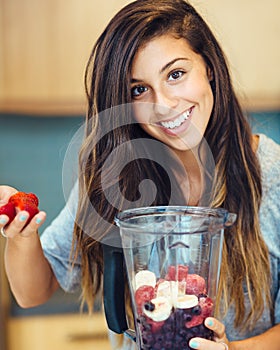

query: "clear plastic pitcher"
left=103, top=206, right=236, bottom=350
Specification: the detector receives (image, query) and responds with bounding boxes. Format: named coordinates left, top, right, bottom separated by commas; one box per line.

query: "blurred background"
left=0, top=0, right=279, bottom=349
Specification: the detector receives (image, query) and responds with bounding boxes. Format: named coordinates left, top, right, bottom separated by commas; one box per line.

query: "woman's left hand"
left=189, top=317, right=230, bottom=349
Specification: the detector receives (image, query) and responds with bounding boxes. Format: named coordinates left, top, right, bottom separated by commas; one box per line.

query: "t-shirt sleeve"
left=258, top=135, right=280, bottom=324
left=40, top=182, right=81, bottom=293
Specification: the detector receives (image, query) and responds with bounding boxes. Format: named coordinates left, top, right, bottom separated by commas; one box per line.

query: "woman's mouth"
left=158, top=107, right=194, bottom=131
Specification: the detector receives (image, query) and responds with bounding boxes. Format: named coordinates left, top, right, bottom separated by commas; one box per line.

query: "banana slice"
left=135, top=270, right=156, bottom=290
left=157, top=281, right=186, bottom=302
left=174, top=294, right=198, bottom=309
left=143, top=296, right=172, bottom=322
left=156, top=280, right=171, bottom=298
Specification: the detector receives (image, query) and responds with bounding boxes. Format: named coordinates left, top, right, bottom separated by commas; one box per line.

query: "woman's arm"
left=0, top=186, right=59, bottom=307
left=230, top=324, right=280, bottom=350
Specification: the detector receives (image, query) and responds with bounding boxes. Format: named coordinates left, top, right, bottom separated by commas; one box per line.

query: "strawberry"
left=165, top=264, right=189, bottom=281
left=186, top=274, right=206, bottom=295
left=198, top=295, right=214, bottom=318
left=0, top=202, right=16, bottom=224
left=9, top=192, right=39, bottom=207
left=9, top=192, right=39, bottom=224
left=135, top=285, right=155, bottom=314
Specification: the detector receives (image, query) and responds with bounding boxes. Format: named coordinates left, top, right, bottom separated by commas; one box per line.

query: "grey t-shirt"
left=41, top=133, right=280, bottom=347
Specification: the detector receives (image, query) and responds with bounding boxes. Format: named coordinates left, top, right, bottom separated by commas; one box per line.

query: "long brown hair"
left=73, top=0, right=271, bottom=330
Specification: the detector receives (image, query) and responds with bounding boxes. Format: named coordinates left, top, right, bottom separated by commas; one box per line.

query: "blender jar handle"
left=102, top=244, right=128, bottom=334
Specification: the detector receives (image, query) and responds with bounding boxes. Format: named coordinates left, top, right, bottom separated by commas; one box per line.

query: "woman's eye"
left=131, top=85, right=147, bottom=97
left=168, top=70, right=184, bottom=81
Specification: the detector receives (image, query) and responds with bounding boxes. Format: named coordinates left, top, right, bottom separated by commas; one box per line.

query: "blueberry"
left=164, top=340, right=173, bottom=348
left=162, top=322, right=174, bottom=333
left=192, top=305, right=202, bottom=315
left=183, top=313, right=193, bottom=322
left=179, top=329, right=188, bottom=338
left=142, top=331, right=154, bottom=344
left=165, top=331, right=175, bottom=340
left=144, top=301, right=155, bottom=311
left=154, top=333, right=164, bottom=343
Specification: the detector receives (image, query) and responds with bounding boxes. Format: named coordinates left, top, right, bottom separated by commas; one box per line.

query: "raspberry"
left=186, top=274, right=206, bottom=295
left=165, top=265, right=189, bottom=281
left=199, top=295, right=214, bottom=318
left=185, top=314, right=204, bottom=328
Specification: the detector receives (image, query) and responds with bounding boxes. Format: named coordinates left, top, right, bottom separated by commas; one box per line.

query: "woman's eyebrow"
left=159, top=58, right=189, bottom=74
left=131, top=78, right=142, bottom=83
left=131, top=58, right=189, bottom=83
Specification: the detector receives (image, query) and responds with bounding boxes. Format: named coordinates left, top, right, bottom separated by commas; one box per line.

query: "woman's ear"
left=207, top=67, right=213, bottom=82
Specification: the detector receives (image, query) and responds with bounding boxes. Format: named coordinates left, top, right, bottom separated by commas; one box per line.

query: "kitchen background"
left=0, top=0, right=279, bottom=350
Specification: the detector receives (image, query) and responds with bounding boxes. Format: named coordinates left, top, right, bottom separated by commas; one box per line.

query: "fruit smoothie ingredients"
left=143, top=296, right=172, bottom=322
left=0, top=192, right=39, bottom=226
left=186, top=274, right=206, bottom=295
left=9, top=192, right=39, bottom=224
left=0, top=202, right=16, bottom=224
left=134, top=266, right=214, bottom=350
left=135, top=270, right=157, bottom=289
left=135, top=285, right=155, bottom=314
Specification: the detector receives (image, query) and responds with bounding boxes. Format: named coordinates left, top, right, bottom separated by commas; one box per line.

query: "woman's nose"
left=153, top=90, right=178, bottom=117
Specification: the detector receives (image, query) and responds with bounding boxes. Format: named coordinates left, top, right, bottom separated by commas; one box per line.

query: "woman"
left=0, top=1, right=279, bottom=349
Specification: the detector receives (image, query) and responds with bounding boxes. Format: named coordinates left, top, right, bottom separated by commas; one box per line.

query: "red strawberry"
left=186, top=274, right=206, bottom=295
left=199, top=295, right=214, bottom=318
left=9, top=192, right=39, bottom=224
left=185, top=314, right=204, bottom=328
left=9, top=192, right=39, bottom=207
left=165, top=264, right=189, bottom=281
left=0, top=202, right=16, bottom=224
left=24, top=193, right=39, bottom=206
left=135, top=285, right=155, bottom=314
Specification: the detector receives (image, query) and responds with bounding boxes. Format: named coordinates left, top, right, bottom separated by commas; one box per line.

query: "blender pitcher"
left=103, top=206, right=236, bottom=350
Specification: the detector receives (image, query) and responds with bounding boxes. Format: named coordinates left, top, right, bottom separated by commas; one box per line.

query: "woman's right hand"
left=0, top=185, right=46, bottom=239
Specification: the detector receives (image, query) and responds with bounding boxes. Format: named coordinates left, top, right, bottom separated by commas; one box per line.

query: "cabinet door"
left=0, top=0, right=129, bottom=115
left=7, top=313, right=113, bottom=350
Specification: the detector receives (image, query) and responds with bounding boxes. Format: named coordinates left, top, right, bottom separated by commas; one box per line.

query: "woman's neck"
left=172, top=147, right=204, bottom=206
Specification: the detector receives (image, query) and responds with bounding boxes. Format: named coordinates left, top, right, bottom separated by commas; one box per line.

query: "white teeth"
left=160, top=110, right=191, bottom=129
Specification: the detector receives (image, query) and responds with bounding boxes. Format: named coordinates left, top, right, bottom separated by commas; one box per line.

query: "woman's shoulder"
left=257, top=134, right=280, bottom=256
left=257, top=133, right=280, bottom=180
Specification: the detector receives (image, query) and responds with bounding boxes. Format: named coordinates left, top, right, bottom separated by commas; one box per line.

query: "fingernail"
left=35, top=217, right=42, bottom=224
left=19, top=215, right=27, bottom=222
left=0, top=216, right=8, bottom=225
left=189, top=339, right=200, bottom=349
left=206, top=319, right=214, bottom=327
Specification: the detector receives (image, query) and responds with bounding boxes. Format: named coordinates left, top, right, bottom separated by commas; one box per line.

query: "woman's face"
left=130, top=34, right=214, bottom=151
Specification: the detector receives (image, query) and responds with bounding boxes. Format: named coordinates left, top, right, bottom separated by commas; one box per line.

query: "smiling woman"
left=0, top=1, right=280, bottom=350
left=131, top=36, right=213, bottom=151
